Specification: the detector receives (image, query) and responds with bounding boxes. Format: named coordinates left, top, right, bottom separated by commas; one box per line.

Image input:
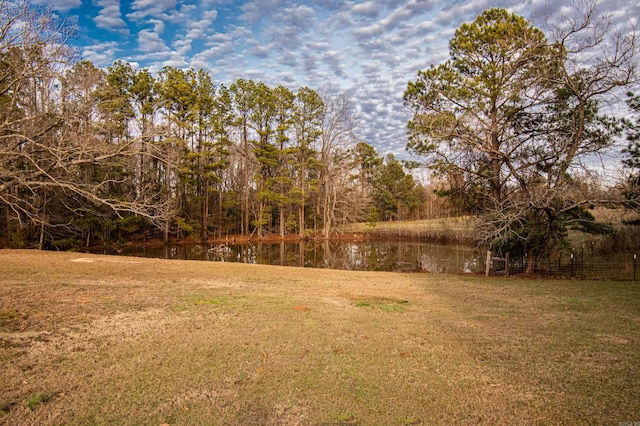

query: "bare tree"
left=0, top=1, right=170, bottom=248
left=318, top=92, right=360, bottom=238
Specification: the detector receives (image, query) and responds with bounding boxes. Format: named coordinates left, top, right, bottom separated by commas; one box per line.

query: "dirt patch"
left=70, top=257, right=144, bottom=264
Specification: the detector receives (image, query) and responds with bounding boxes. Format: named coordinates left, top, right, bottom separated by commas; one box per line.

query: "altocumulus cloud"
left=54, top=0, right=639, bottom=159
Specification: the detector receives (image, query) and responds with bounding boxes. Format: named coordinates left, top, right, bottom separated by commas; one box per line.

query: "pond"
left=93, top=240, right=483, bottom=274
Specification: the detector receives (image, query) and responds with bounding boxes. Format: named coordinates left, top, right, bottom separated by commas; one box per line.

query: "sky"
left=46, top=0, right=640, bottom=160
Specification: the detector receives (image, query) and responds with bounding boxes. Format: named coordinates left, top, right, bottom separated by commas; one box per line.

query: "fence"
left=485, top=249, right=640, bottom=281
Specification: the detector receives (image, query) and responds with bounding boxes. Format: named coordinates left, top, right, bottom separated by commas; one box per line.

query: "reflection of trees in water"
left=109, top=241, right=482, bottom=273
left=206, top=244, right=232, bottom=261
left=418, top=255, right=443, bottom=273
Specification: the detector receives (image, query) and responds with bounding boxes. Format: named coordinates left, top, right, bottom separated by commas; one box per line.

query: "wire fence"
left=489, top=249, right=640, bottom=281
left=339, top=219, right=640, bottom=279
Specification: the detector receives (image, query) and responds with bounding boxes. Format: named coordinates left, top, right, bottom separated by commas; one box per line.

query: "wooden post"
left=505, top=252, right=510, bottom=277
left=570, top=252, right=575, bottom=278
left=485, top=250, right=492, bottom=276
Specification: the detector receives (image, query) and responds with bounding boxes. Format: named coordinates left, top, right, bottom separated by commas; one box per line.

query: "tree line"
left=0, top=1, right=426, bottom=249
left=4, top=0, right=639, bottom=275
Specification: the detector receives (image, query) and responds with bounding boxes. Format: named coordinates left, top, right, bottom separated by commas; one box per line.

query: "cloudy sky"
left=49, top=0, right=639, bottom=159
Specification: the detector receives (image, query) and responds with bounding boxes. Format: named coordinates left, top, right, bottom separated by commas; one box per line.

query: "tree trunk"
left=202, top=186, right=209, bottom=242
left=38, top=194, right=47, bottom=250
left=243, top=121, right=250, bottom=235
left=218, top=190, right=223, bottom=239
left=298, top=240, right=305, bottom=267
left=257, top=201, right=264, bottom=238
left=525, top=248, right=537, bottom=275
left=322, top=179, right=336, bottom=239
left=299, top=165, right=306, bottom=239
left=279, top=202, right=285, bottom=239
left=164, top=159, right=171, bottom=245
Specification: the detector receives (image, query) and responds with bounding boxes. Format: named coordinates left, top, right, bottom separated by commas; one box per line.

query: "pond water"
left=94, top=240, right=483, bottom=274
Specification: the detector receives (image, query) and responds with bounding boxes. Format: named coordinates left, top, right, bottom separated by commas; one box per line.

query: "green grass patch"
left=25, top=393, right=52, bottom=410
left=0, top=309, right=22, bottom=331
left=328, top=412, right=359, bottom=424
left=187, top=295, right=235, bottom=306
left=354, top=298, right=409, bottom=312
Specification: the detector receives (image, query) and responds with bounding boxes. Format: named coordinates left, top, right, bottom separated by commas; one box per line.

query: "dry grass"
left=589, top=207, right=640, bottom=226
left=1, top=249, right=639, bottom=425
left=338, top=216, right=472, bottom=236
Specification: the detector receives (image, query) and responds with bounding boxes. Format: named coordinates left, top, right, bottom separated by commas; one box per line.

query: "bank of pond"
left=88, top=238, right=640, bottom=281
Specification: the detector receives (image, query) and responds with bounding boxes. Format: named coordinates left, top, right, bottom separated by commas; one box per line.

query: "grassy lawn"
left=1, top=249, right=639, bottom=425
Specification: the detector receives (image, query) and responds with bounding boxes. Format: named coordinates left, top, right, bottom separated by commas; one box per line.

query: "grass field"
left=1, top=250, right=639, bottom=425
left=336, top=208, right=637, bottom=244
left=339, top=216, right=472, bottom=239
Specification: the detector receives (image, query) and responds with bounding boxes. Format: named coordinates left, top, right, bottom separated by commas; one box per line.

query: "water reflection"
left=97, top=241, right=483, bottom=274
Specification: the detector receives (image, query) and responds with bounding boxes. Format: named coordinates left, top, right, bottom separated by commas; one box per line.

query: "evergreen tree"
left=405, top=6, right=635, bottom=271
left=623, top=92, right=640, bottom=213
left=291, top=87, right=324, bottom=237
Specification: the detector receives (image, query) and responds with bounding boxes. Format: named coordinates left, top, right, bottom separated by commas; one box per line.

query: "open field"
left=1, top=250, right=639, bottom=425
left=338, top=216, right=473, bottom=242
left=335, top=208, right=640, bottom=244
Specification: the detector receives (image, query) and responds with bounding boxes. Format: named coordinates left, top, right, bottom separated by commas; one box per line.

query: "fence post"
left=570, top=252, right=574, bottom=278
left=505, top=252, right=510, bottom=277
left=634, top=254, right=637, bottom=282
left=485, top=250, right=492, bottom=277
